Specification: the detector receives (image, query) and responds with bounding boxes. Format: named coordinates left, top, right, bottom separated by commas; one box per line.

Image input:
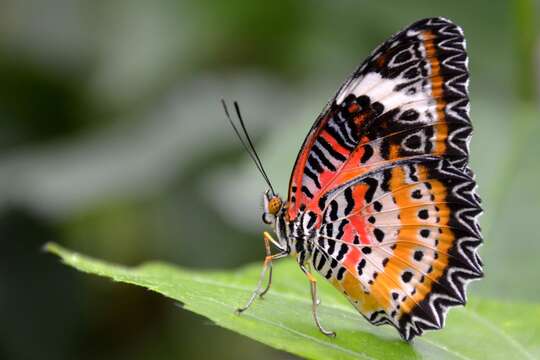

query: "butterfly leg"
left=236, top=232, right=286, bottom=314
left=259, top=232, right=279, bottom=298
left=300, top=262, right=336, bottom=337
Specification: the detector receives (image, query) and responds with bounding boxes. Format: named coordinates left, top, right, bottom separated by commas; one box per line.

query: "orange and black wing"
left=287, top=17, right=482, bottom=340
left=312, top=157, right=482, bottom=340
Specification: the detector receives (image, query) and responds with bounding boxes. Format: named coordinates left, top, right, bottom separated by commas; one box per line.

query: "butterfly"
left=223, top=17, right=483, bottom=341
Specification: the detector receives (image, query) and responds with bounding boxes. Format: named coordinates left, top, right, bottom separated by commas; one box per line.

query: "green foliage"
left=46, top=243, right=540, bottom=360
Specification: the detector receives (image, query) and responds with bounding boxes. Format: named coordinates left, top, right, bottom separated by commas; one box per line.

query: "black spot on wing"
left=418, top=209, right=429, bottom=220
left=315, top=250, right=327, bottom=271
left=357, top=258, right=366, bottom=275
left=328, top=200, right=339, bottom=221
left=336, top=244, right=349, bottom=261
left=318, top=196, right=327, bottom=211
left=336, top=266, right=346, bottom=280
left=306, top=212, right=317, bottom=229
left=364, top=177, right=378, bottom=203
left=401, top=271, right=413, bottom=283
left=336, top=220, right=347, bottom=239
left=360, top=144, right=374, bottom=164
left=404, top=135, right=422, bottom=150
left=301, top=185, right=314, bottom=198
left=344, top=187, right=355, bottom=215
left=327, top=238, right=336, bottom=255
left=373, top=228, right=385, bottom=242
left=400, top=109, right=419, bottom=121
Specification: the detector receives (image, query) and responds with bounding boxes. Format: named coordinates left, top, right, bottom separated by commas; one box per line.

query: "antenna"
left=221, top=99, right=276, bottom=195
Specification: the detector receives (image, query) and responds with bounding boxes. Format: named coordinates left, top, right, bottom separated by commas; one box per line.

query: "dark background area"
left=0, top=1, right=538, bottom=359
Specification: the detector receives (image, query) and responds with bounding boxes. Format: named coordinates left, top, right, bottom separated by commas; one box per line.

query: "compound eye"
left=268, top=197, right=282, bottom=215
left=262, top=213, right=273, bottom=225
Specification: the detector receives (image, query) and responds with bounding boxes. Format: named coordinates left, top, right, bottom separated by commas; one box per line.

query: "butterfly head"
left=262, top=190, right=283, bottom=225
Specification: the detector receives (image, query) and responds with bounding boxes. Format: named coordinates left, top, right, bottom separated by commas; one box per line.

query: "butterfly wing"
left=287, top=17, right=482, bottom=340
left=288, top=17, right=472, bottom=219
left=312, top=157, right=482, bottom=340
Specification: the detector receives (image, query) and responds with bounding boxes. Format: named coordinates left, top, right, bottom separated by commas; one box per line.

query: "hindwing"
left=310, top=157, right=482, bottom=340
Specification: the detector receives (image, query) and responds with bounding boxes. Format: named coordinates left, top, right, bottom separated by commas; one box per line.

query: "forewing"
left=288, top=17, right=472, bottom=221
left=311, top=157, right=482, bottom=341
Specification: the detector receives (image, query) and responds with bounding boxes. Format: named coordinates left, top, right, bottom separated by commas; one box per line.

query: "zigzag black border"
left=395, top=159, right=483, bottom=341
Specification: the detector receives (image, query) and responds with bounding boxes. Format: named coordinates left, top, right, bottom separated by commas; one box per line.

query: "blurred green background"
left=1, top=0, right=538, bottom=359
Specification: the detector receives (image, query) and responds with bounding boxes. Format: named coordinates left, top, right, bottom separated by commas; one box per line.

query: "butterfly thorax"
left=277, top=207, right=319, bottom=263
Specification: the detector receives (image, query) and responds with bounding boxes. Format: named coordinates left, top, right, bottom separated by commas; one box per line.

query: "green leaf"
left=46, top=243, right=540, bottom=360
